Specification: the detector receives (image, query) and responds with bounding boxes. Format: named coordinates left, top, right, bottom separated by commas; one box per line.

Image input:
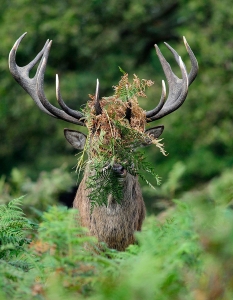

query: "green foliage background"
left=0, top=1, right=233, bottom=297
left=1, top=0, right=232, bottom=191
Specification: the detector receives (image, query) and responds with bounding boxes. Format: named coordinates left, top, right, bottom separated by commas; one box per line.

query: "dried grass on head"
left=78, top=72, right=166, bottom=208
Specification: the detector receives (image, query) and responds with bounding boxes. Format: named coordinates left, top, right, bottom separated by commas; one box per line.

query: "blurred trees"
left=0, top=0, right=233, bottom=190
left=166, top=0, right=233, bottom=186
left=0, top=0, right=181, bottom=177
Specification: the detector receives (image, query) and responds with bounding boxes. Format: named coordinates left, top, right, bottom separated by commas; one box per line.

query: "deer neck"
left=82, top=168, right=141, bottom=206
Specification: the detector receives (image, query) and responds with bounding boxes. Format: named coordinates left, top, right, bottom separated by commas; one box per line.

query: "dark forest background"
left=0, top=0, right=233, bottom=209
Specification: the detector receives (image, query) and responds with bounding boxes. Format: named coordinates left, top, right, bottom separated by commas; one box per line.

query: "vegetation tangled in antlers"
left=77, top=72, right=166, bottom=208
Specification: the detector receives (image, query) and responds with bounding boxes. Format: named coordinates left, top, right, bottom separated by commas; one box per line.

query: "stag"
left=9, top=33, right=198, bottom=251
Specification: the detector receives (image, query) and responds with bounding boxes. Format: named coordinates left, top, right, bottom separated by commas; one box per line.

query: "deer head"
left=9, top=33, right=198, bottom=250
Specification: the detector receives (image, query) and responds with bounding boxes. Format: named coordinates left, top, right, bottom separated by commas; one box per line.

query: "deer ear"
left=64, top=129, right=87, bottom=150
left=145, top=125, right=164, bottom=139
left=143, top=125, right=164, bottom=146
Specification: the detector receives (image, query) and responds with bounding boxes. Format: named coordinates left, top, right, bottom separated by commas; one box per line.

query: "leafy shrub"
left=0, top=200, right=117, bottom=299
left=0, top=197, right=201, bottom=299
left=2, top=171, right=233, bottom=300
left=0, top=197, right=36, bottom=297
left=0, top=165, right=76, bottom=213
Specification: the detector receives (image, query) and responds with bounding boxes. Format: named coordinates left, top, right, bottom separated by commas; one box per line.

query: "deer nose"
left=112, top=164, right=126, bottom=177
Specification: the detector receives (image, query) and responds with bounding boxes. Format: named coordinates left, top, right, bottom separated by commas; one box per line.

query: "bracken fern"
left=77, top=72, right=165, bottom=209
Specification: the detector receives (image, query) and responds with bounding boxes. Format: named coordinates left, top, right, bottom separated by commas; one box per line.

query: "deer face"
left=64, top=125, right=164, bottom=178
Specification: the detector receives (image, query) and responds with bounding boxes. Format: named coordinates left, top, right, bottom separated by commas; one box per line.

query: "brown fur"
left=70, top=126, right=164, bottom=251
left=73, top=170, right=146, bottom=251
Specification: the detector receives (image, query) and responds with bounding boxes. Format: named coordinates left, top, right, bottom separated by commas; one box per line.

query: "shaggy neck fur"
left=73, top=170, right=146, bottom=251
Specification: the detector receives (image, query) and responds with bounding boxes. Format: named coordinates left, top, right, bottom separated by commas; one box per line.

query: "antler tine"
left=155, top=44, right=183, bottom=108
left=148, top=56, right=188, bottom=122
left=164, top=37, right=198, bottom=85
left=9, top=33, right=85, bottom=126
left=146, top=39, right=196, bottom=122
left=94, top=79, right=102, bottom=115
left=183, top=37, right=198, bottom=85
left=146, top=80, right=166, bottom=118
left=9, top=32, right=54, bottom=116
left=56, top=74, right=85, bottom=121
left=36, top=43, right=85, bottom=126
left=9, top=32, right=49, bottom=77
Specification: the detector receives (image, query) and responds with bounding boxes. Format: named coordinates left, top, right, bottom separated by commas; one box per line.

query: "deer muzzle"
left=112, top=163, right=126, bottom=177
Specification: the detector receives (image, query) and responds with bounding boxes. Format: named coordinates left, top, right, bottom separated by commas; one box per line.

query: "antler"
left=146, top=37, right=198, bottom=122
left=9, top=33, right=197, bottom=126
left=9, top=33, right=85, bottom=126
left=94, top=78, right=102, bottom=115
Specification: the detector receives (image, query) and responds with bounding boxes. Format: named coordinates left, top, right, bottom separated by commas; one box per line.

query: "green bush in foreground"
left=1, top=189, right=233, bottom=299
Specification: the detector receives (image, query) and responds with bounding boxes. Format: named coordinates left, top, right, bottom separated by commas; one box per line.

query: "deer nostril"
left=112, top=164, right=125, bottom=176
